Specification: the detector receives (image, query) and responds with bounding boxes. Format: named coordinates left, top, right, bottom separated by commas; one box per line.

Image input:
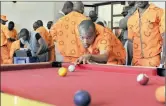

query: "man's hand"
left=75, top=54, right=92, bottom=64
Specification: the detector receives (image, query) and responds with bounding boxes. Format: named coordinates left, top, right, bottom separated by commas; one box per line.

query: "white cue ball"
left=68, top=65, right=75, bottom=72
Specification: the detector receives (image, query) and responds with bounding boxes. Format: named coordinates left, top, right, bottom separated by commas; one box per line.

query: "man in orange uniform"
left=47, top=21, right=56, bottom=62
left=10, top=39, right=27, bottom=63
left=34, top=20, right=49, bottom=45
left=50, top=1, right=126, bottom=64
left=6, top=21, right=18, bottom=49
left=127, top=1, right=165, bottom=67
left=0, top=15, right=12, bottom=64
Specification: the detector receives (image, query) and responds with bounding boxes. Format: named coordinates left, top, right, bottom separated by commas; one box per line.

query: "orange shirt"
left=7, top=28, right=17, bottom=39
left=50, top=11, right=126, bottom=64
left=1, top=24, right=8, bottom=46
left=127, top=3, right=165, bottom=59
left=10, top=40, right=21, bottom=60
left=36, top=26, right=49, bottom=45
left=87, top=25, right=126, bottom=64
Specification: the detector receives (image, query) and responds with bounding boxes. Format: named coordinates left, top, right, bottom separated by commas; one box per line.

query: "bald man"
left=75, top=20, right=126, bottom=64
left=89, top=10, right=107, bottom=27
left=54, top=1, right=73, bottom=23
left=50, top=4, right=126, bottom=64
left=73, top=1, right=84, bottom=14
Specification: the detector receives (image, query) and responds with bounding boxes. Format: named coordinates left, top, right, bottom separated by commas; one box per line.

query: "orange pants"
left=0, top=45, right=12, bottom=64
left=132, top=54, right=161, bottom=67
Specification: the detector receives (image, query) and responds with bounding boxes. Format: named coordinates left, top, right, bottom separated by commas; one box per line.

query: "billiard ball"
left=68, top=65, right=75, bottom=72
left=74, top=90, right=91, bottom=106
left=58, top=67, right=67, bottom=77
left=136, top=73, right=149, bottom=85
left=155, top=86, right=165, bottom=103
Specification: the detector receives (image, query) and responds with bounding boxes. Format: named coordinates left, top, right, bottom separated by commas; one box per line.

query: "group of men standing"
left=0, top=1, right=165, bottom=68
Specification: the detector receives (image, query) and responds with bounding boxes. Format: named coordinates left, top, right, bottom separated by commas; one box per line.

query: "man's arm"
left=90, top=52, right=109, bottom=63
left=119, top=7, right=137, bottom=29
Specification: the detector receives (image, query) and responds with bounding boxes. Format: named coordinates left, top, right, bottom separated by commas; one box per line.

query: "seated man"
left=50, top=2, right=126, bottom=65
left=19, top=28, right=49, bottom=62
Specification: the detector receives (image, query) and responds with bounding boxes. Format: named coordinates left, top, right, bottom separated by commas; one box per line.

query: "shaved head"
left=89, top=10, right=98, bottom=22
left=33, top=21, right=39, bottom=31
left=78, top=20, right=96, bottom=48
left=37, top=20, right=43, bottom=26
left=62, top=1, right=73, bottom=15
left=73, top=1, right=84, bottom=14
left=128, top=1, right=135, bottom=6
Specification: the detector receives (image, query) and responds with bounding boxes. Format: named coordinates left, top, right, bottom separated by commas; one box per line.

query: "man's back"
left=50, top=11, right=126, bottom=64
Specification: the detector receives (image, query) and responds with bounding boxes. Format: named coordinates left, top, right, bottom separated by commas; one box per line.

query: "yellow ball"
left=155, top=86, right=165, bottom=103
left=58, top=67, right=67, bottom=77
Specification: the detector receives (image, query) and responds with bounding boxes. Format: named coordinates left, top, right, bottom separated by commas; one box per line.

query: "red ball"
left=136, top=73, right=149, bottom=85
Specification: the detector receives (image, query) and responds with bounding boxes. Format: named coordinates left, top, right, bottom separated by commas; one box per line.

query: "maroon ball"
left=137, top=74, right=149, bottom=85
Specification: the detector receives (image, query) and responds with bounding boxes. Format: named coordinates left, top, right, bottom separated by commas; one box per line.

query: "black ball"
left=74, top=90, right=91, bottom=106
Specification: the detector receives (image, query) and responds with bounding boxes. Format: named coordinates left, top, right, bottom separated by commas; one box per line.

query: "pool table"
left=1, top=62, right=165, bottom=106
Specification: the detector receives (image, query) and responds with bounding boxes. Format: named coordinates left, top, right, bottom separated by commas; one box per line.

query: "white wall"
left=1, top=2, right=57, bottom=32
left=1, top=1, right=165, bottom=32
left=151, top=2, right=165, bottom=9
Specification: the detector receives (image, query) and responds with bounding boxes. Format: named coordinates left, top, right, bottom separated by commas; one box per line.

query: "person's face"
left=136, top=1, right=149, bottom=8
left=8, top=23, right=14, bottom=31
left=79, top=28, right=96, bottom=48
left=33, top=25, right=38, bottom=31
left=20, top=33, right=28, bottom=41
